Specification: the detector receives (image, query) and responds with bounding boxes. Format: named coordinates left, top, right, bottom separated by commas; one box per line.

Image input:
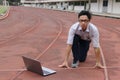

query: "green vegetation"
left=0, top=5, right=8, bottom=15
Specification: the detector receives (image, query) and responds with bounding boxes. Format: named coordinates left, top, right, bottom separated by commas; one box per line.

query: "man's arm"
left=58, top=44, right=72, bottom=68
left=94, top=47, right=104, bottom=68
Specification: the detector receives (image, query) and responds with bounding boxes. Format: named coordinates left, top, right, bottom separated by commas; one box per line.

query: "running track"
left=0, top=6, right=120, bottom=80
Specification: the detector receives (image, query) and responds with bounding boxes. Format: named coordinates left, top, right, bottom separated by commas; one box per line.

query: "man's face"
left=78, top=15, right=90, bottom=31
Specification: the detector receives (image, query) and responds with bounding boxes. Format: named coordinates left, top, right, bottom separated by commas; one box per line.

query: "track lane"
left=0, top=6, right=120, bottom=80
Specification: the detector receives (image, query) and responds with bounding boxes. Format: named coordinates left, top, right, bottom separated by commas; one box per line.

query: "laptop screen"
left=22, top=56, right=44, bottom=75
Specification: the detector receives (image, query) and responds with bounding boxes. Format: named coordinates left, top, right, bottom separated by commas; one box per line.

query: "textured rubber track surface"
left=0, top=6, right=120, bottom=80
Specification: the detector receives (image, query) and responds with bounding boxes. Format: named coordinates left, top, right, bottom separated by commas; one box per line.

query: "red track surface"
left=0, top=6, right=120, bottom=80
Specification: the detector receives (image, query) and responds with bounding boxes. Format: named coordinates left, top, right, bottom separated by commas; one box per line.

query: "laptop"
left=22, top=56, right=56, bottom=76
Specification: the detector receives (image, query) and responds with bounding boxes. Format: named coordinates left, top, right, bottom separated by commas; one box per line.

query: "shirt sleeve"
left=91, top=27, right=100, bottom=48
left=67, top=25, right=76, bottom=45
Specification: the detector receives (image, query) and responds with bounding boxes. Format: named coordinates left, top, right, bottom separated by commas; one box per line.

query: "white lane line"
left=0, top=69, right=26, bottom=72
left=100, top=45, right=109, bottom=80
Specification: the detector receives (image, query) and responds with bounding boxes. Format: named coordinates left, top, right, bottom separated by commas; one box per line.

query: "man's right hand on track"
left=58, top=61, right=70, bottom=68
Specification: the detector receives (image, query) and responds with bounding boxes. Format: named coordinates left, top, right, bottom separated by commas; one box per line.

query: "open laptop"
left=22, top=56, right=56, bottom=76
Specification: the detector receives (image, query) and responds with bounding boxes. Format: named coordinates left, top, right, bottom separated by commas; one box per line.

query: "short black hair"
left=78, top=10, right=92, bottom=20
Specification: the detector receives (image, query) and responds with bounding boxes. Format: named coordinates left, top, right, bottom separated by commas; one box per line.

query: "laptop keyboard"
left=42, top=67, right=56, bottom=75
left=43, top=70, right=51, bottom=74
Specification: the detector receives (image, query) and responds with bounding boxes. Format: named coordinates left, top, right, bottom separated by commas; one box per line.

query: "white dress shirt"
left=67, top=22, right=100, bottom=48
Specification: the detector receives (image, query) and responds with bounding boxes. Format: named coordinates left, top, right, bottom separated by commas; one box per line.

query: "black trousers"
left=72, top=34, right=91, bottom=63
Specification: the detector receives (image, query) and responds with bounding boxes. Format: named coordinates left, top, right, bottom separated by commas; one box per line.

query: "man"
left=59, top=10, right=103, bottom=68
